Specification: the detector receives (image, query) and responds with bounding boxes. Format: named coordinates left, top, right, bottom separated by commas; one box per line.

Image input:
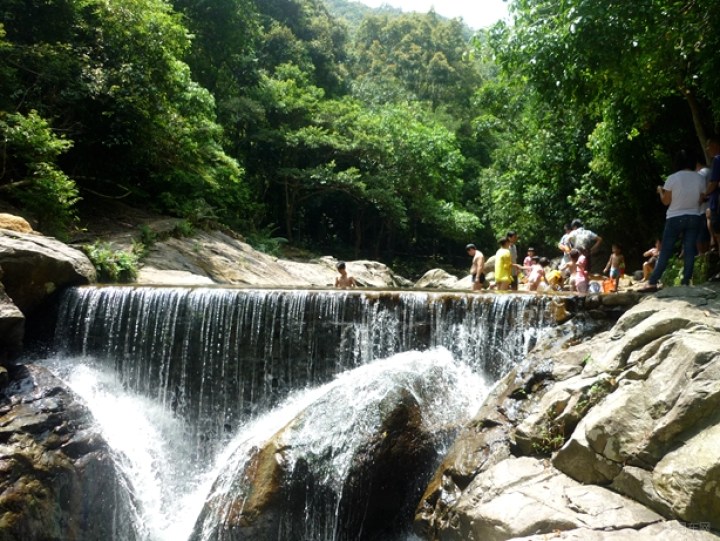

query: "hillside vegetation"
left=2, top=0, right=720, bottom=271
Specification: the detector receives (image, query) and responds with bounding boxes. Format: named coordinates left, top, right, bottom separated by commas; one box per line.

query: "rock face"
left=190, top=349, right=479, bottom=541
left=194, top=388, right=439, bottom=541
left=0, top=230, right=95, bottom=315
left=0, top=284, right=23, bottom=362
left=136, top=229, right=411, bottom=288
left=415, top=268, right=468, bottom=290
left=0, top=364, right=135, bottom=541
left=416, top=285, right=720, bottom=540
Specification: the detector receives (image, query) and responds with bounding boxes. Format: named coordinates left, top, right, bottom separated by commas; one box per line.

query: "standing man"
left=466, top=244, right=485, bottom=291
left=643, top=149, right=705, bottom=290
left=558, top=223, right=573, bottom=269
left=507, top=231, right=519, bottom=290
left=568, top=219, right=602, bottom=273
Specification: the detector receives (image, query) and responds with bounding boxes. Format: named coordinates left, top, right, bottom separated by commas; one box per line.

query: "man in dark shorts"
left=466, top=244, right=485, bottom=290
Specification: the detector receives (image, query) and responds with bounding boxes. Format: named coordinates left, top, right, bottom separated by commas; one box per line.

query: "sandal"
left=638, top=284, right=658, bottom=293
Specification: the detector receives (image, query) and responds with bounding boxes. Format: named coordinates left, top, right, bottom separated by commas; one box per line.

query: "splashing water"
left=43, top=348, right=486, bottom=541
left=42, top=287, right=552, bottom=540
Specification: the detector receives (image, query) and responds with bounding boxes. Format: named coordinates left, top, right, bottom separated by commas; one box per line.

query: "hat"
left=465, top=243, right=476, bottom=250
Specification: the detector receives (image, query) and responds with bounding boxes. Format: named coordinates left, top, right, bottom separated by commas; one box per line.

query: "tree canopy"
left=1, top=0, right=718, bottom=273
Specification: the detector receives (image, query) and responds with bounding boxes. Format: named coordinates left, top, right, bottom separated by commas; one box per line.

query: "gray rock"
left=443, top=457, right=662, bottom=541
left=415, top=268, right=464, bottom=289
left=0, top=230, right=95, bottom=314
left=417, top=284, right=720, bottom=538
left=510, top=520, right=718, bottom=540
left=136, top=230, right=410, bottom=288
left=0, top=364, right=136, bottom=541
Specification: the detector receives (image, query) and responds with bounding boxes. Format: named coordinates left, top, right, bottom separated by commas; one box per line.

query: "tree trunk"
left=284, top=180, right=294, bottom=242
left=683, top=85, right=709, bottom=162
left=353, top=210, right=363, bottom=258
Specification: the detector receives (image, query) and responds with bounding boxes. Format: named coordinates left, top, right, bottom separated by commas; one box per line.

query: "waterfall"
left=193, top=349, right=485, bottom=541
left=45, top=286, right=553, bottom=541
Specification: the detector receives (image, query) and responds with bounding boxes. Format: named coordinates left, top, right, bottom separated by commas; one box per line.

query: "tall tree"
left=477, top=0, right=720, bottom=259
left=350, top=12, right=478, bottom=111
left=0, top=0, right=252, bottom=228
left=500, top=0, right=720, bottom=152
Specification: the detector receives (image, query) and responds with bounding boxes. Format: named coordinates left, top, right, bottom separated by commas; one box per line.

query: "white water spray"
left=43, top=348, right=487, bottom=541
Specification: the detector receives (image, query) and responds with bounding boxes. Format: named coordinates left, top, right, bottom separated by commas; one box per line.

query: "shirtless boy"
left=466, top=243, right=485, bottom=291
left=335, top=262, right=357, bottom=288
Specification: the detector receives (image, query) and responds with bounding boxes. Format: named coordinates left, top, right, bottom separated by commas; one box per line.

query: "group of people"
left=466, top=219, right=616, bottom=294
left=465, top=137, right=720, bottom=293
left=640, top=140, right=720, bottom=291
left=337, top=139, right=720, bottom=293
left=466, top=231, right=525, bottom=292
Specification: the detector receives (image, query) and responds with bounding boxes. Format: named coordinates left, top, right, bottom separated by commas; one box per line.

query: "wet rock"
left=0, top=284, right=23, bottom=363
left=0, top=364, right=135, bottom=541
left=191, top=351, right=473, bottom=541
left=194, top=389, right=439, bottom=541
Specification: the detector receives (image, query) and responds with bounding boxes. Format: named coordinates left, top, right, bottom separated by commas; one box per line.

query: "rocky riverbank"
left=1, top=215, right=720, bottom=539
left=415, top=285, right=720, bottom=540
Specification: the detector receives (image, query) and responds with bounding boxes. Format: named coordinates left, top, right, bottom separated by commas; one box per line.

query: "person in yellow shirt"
left=494, top=237, right=512, bottom=290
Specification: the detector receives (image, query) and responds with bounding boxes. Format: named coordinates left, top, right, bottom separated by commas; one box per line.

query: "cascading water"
left=44, top=286, right=553, bottom=540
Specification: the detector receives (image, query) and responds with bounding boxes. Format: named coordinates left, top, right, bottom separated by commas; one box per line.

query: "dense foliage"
left=480, top=0, right=720, bottom=262
left=1, top=0, right=718, bottom=272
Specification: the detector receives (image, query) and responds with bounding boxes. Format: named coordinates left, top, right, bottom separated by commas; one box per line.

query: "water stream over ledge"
left=42, top=286, right=554, bottom=540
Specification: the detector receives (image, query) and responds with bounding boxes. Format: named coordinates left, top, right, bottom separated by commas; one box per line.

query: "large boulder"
left=135, top=229, right=410, bottom=288
left=416, top=285, right=720, bottom=540
left=415, top=268, right=467, bottom=290
left=196, top=390, right=437, bottom=541
left=0, top=230, right=95, bottom=315
left=443, top=456, right=663, bottom=541
left=192, top=351, right=476, bottom=541
left=0, top=364, right=136, bottom=541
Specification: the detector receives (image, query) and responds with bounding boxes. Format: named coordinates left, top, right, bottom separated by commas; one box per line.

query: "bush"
left=662, top=254, right=709, bottom=286
left=0, top=111, right=79, bottom=237
left=246, top=224, right=288, bottom=256
left=83, top=242, right=139, bottom=283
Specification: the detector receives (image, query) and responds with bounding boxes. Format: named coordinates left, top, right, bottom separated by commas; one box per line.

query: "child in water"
left=515, top=255, right=548, bottom=291
left=642, top=240, right=661, bottom=282
left=563, top=249, right=588, bottom=294
left=335, top=262, right=357, bottom=288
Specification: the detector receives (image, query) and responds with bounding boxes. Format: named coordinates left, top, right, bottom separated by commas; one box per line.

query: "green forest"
left=2, top=0, right=719, bottom=274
